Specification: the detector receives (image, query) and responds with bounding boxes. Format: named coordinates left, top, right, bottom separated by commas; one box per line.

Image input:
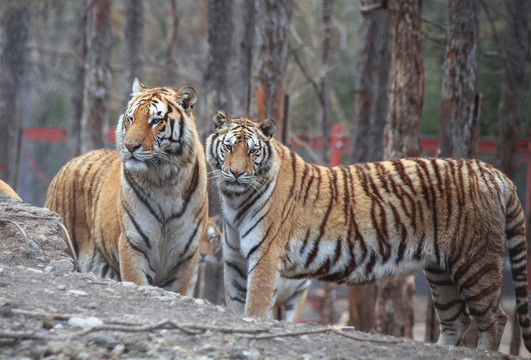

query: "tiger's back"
left=45, top=149, right=122, bottom=278
left=0, top=179, right=22, bottom=201
left=206, top=112, right=530, bottom=352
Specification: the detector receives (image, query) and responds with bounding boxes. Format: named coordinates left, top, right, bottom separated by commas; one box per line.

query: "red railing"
left=22, top=124, right=531, bottom=199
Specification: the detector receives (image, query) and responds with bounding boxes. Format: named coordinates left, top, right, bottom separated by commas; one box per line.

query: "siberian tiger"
left=187, top=216, right=223, bottom=297
left=45, top=79, right=208, bottom=294
left=0, top=179, right=21, bottom=201
left=205, top=110, right=531, bottom=352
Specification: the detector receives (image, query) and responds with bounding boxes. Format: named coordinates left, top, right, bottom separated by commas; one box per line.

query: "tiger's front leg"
left=118, top=233, right=152, bottom=285
left=245, top=252, right=280, bottom=319
left=223, top=225, right=247, bottom=314
left=171, top=252, right=199, bottom=294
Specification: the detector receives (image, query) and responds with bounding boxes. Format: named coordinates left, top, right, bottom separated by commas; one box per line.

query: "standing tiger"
left=205, top=110, right=531, bottom=352
left=45, top=79, right=208, bottom=294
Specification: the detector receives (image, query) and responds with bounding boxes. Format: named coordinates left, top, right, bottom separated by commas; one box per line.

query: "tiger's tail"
left=505, top=189, right=531, bottom=352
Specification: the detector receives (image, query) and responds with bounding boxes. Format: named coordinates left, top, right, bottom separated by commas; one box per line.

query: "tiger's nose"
left=125, top=142, right=141, bottom=153
left=230, top=169, right=245, bottom=178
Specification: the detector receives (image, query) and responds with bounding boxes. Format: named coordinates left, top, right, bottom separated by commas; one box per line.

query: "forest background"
left=0, top=0, right=529, bottom=206
left=0, top=0, right=530, bottom=356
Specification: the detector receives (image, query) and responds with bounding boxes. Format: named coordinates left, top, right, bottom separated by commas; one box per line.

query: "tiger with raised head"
left=206, top=110, right=531, bottom=352
left=45, top=79, right=208, bottom=294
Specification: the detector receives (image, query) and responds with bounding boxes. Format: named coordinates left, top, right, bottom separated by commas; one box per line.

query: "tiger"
left=205, top=110, right=531, bottom=352
left=187, top=216, right=223, bottom=297
left=44, top=79, right=208, bottom=294
left=0, top=179, right=21, bottom=201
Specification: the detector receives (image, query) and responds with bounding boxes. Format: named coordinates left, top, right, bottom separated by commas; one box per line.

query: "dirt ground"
left=0, top=198, right=529, bottom=359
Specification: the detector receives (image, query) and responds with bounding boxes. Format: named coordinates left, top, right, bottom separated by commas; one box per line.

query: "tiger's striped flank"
left=45, top=79, right=208, bottom=294
left=206, top=111, right=530, bottom=352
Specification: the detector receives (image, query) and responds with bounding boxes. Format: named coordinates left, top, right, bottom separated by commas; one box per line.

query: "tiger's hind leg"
left=461, top=275, right=506, bottom=351
left=453, top=251, right=506, bottom=351
left=475, top=305, right=507, bottom=351
left=424, top=265, right=471, bottom=346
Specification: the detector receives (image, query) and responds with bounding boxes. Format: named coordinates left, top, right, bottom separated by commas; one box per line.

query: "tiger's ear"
left=175, top=86, right=197, bottom=116
left=258, top=118, right=276, bottom=139
left=212, top=110, right=230, bottom=129
left=131, top=77, right=146, bottom=96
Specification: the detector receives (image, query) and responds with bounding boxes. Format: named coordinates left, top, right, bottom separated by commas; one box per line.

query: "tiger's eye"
left=224, top=144, right=232, bottom=152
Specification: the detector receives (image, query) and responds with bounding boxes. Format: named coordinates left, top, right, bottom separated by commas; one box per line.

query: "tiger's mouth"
left=221, top=176, right=253, bottom=193
left=124, top=158, right=148, bottom=170
left=121, top=152, right=152, bottom=172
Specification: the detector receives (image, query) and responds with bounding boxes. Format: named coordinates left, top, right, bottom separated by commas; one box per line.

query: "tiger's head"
left=206, top=111, right=277, bottom=194
left=197, top=215, right=223, bottom=266
left=116, top=78, right=197, bottom=172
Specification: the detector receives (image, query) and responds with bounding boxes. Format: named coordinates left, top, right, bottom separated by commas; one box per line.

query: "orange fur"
left=0, top=179, right=21, bottom=201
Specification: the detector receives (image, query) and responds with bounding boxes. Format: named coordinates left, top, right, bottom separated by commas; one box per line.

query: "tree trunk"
left=0, top=4, right=30, bottom=191
left=348, top=3, right=391, bottom=332
left=495, top=0, right=529, bottom=180
left=81, top=0, right=112, bottom=153
left=233, top=0, right=255, bottom=116
left=439, top=0, right=479, bottom=159
left=67, top=1, right=88, bottom=159
left=167, top=0, right=179, bottom=80
left=382, top=0, right=423, bottom=160
left=250, top=0, right=293, bottom=143
left=376, top=0, right=423, bottom=339
left=205, top=0, right=234, bottom=218
left=437, top=0, right=480, bottom=347
left=206, top=0, right=233, bottom=117
left=121, top=0, right=144, bottom=108
left=350, top=5, right=391, bottom=165
left=348, top=283, right=377, bottom=332
left=319, top=0, right=334, bottom=166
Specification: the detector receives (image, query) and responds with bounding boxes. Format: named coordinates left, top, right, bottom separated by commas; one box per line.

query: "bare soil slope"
left=0, top=199, right=526, bottom=359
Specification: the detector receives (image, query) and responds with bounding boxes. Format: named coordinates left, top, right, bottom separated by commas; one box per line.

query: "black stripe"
left=123, top=170, right=164, bottom=224
left=236, top=181, right=272, bottom=224
left=225, top=261, right=247, bottom=279
left=303, top=168, right=315, bottom=205
left=242, top=209, right=270, bottom=239
left=159, top=251, right=196, bottom=288
left=125, top=234, right=155, bottom=273
left=232, top=279, right=247, bottom=293
left=228, top=294, right=246, bottom=304
left=246, top=226, right=272, bottom=259
left=122, top=197, right=152, bottom=250
left=168, top=158, right=200, bottom=220
left=180, top=215, right=203, bottom=256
